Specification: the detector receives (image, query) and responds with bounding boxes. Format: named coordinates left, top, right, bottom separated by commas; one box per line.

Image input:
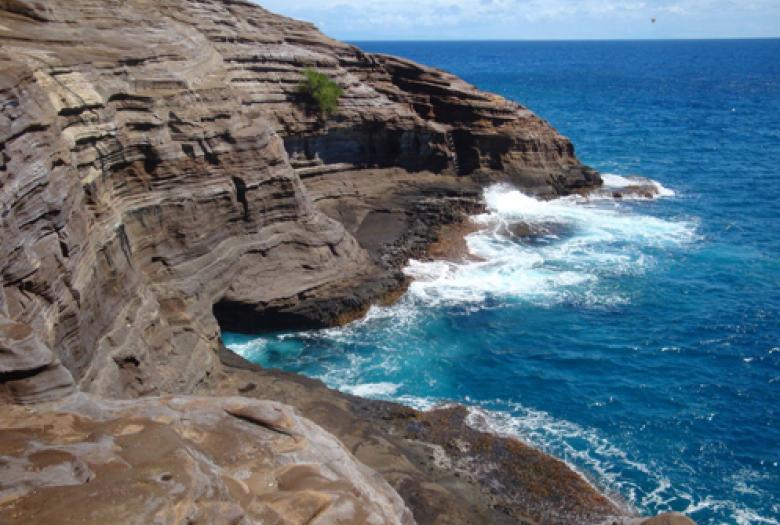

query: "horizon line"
left=347, top=36, right=780, bottom=43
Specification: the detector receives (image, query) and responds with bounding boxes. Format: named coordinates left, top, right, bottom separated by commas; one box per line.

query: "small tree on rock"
left=298, top=68, right=343, bottom=117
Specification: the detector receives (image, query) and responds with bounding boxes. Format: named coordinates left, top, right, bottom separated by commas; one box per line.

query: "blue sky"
left=255, top=0, right=780, bottom=40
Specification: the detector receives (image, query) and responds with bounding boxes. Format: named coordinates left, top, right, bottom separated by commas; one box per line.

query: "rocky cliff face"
left=0, top=0, right=598, bottom=405
left=0, top=2, right=687, bottom=524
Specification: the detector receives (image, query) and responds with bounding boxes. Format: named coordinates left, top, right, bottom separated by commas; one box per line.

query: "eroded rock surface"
left=0, top=394, right=413, bottom=524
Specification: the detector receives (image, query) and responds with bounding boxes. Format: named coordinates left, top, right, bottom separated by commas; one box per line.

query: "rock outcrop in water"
left=0, top=1, right=691, bottom=524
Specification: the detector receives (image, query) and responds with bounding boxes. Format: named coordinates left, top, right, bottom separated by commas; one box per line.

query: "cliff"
left=0, top=0, right=598, bottom=404
left=0, top=1, right=690, bottom=524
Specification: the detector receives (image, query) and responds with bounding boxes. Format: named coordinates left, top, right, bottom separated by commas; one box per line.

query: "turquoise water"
left=224, top=40, right=780, bottom=524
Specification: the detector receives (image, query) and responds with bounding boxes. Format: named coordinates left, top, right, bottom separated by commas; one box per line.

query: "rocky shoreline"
left=212, top=345, right=625, bottom=525
left=1, top=1, right=692, bottom=523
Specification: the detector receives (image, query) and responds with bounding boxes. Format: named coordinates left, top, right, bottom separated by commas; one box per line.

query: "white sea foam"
left=404, top=183, right=696, bottom=309
left=601, top=173, right=677, bottom=198
left=601, top=173, right=637, bottom=188
left=733, top=509, right=780, bottom=525
left=679, top=495, right=780, bottom=525
left=228, top=338, right=268, bottom=361
left=653, top=180, right=676, bottom=198
left=342, top=382, right=402, bottom=397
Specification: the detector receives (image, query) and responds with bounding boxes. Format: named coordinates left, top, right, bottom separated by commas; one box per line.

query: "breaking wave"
left=404, top=183, right=696, bottom=309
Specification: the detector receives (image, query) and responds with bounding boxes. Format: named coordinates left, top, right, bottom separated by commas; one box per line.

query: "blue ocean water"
left=224, top=40, right=780, bottom=524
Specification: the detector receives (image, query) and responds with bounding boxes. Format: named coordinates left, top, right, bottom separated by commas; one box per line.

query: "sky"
left=253, top=0, right=780, bottom=40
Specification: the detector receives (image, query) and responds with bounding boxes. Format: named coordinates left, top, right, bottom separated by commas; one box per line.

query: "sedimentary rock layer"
left=0, top=0, right=598, bottom=403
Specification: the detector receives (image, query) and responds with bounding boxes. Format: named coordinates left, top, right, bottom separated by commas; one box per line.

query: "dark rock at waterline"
left=498, top=220, right=574, bottom=242
left=612, top=187, right=656, bottom=200
left=601, top=176, right=663, bottom=200
left=212, top=347, right=696, bottom=525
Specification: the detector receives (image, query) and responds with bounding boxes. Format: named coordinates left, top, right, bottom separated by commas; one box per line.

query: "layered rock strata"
left=0, top=1, right=694, bottom=524
left=0, top=0, right=599, bottom=404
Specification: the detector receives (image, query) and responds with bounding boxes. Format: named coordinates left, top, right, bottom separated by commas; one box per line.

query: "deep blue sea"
left=225, top=40, right=780, bottom=524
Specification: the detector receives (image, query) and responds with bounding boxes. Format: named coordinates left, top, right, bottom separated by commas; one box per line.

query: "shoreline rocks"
left=208, top=345, right=628, bottom=524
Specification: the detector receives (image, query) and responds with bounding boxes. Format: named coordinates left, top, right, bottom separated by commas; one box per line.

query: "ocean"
left=224, top=40, right=780, bottom=524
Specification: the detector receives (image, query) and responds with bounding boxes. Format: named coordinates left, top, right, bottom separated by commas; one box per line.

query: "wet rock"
left=498, top=220, right=574, bottom=242
left=600, top=176, right=662, bottom=200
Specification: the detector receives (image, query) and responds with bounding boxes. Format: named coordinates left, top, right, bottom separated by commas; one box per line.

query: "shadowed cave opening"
left=212, top=300, right=330, bottom=336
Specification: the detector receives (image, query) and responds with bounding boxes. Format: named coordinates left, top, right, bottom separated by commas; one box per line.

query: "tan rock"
left=0, top=393, right=414, bottom=525
left=640, top=513, right=698, bottom=525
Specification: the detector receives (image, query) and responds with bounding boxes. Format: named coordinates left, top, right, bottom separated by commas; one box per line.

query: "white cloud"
left=255, top=0, right=780, bottom=39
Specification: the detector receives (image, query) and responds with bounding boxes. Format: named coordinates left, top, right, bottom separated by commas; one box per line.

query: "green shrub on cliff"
left=298, top=68, right=343, bottom=117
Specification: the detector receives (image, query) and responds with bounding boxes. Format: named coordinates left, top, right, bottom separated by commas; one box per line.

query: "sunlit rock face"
left=0, top=394, right=414, bottom=525
left=0, top=0, right=598, bottom=402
